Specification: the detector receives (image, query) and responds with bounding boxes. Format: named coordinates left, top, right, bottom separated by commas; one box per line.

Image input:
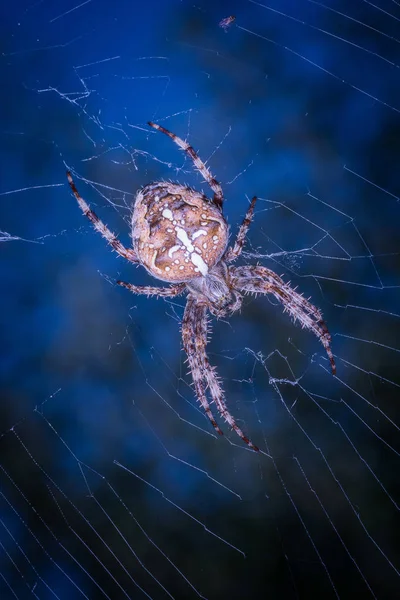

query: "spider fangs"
left=67, top=121, right=336, bottom=452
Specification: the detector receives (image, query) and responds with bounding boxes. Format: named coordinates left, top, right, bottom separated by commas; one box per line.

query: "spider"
left=67, top=121, right=335, bottom=452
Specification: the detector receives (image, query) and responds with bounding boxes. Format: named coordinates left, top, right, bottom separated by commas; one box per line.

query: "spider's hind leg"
left=225, top=196, right=257, bottom=263
left=67, top=171, right=138, bottom=264
left=148, top=121, right=224, bottom=210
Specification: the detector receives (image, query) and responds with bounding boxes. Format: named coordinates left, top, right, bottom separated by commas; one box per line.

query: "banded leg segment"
left=225, top=196, right=257, bottom=262
left=117, top=281, right=185, bottom=297
left=67, top=171, right=138, bottom=264
left=148, top=122, right=224, bottom=210
left=233, top=265, right=336, bottom=374
left=182, top=297, right=223, bottom=437
left=183, top=296, right=259, bottom=451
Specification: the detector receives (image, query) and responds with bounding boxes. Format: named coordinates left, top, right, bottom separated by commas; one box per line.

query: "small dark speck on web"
left=219, top=15, right=235, bottom=32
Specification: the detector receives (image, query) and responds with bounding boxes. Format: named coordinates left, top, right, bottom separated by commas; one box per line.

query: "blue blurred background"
left=1, top=0, right=399, bottom=598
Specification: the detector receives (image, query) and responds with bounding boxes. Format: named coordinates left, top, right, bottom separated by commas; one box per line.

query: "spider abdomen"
left=131, top=182, right=229, bottom=283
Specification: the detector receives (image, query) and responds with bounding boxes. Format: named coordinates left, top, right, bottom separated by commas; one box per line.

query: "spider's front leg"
left=182, top=297, right=223, bottom=437
left=182, top=295, right=259, bottom=451
left=232, top=265, right=336, bottom=374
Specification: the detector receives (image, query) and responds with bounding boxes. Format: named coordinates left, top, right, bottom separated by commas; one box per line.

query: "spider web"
left=1, top=0, right=399, bottom=598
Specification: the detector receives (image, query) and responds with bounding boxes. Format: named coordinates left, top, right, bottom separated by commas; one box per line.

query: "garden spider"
left=67, top=121, right=335, bottom=452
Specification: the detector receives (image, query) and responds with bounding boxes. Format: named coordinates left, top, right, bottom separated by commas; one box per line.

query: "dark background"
left=0, top=1, right=399, bottom=598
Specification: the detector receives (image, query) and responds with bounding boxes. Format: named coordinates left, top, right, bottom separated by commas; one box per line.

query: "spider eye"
left=131, top=182, right=229, bottom=283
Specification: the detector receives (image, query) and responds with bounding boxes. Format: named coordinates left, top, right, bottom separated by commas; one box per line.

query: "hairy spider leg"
left=148, top=122, right=224, bottom=210
left=183, top=296, right=259, bottom=451
left=182, top=299, right=224, bottom=437
left=233, top=265, right=336, bottom=375
left=67, top=171, right=138, bottom=264
left=117, top=281, right=185, bottom=297
left=226, top=196, right=258, bottom=262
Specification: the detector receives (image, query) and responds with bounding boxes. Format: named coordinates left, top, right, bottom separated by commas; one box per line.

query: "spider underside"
left=67, top=121, right=336, bottom=452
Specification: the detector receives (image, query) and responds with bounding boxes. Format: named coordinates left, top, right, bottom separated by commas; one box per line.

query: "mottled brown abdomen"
left=131, top=182, right=229, bottom=282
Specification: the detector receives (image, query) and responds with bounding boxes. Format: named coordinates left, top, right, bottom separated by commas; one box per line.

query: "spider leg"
left=67, top=172, right=138, bottom=264
left=117, top=280, right=186, bottom=297
left=182, top=297, right=223, bottom=437
left=225, top=196, right=257, bottom=262
left=182, top=296, right=259, bottom=451
left=232, top=265, right=336, bottom=375
left=148, top=121, right=224, bottom=210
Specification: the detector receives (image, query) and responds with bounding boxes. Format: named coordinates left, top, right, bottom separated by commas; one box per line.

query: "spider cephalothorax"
left=186, top=261, right=242, bottom=317
left=67, top=121, right=335, bottom=452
